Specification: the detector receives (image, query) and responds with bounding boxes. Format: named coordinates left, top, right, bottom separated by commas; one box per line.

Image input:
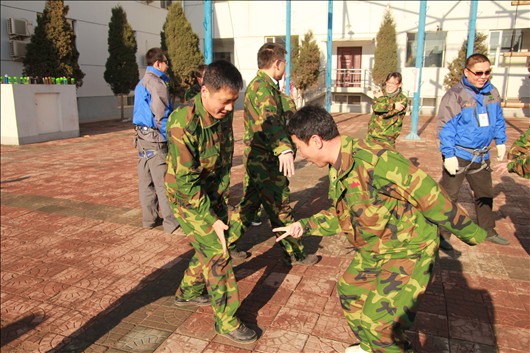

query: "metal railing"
left=294, top=68, right=375, bottom=104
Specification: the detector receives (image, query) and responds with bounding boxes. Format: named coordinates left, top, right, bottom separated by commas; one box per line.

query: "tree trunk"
left=120, top=94, right=124, bottom=120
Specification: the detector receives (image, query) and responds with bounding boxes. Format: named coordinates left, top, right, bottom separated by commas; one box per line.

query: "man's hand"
left=493, top=161, right=509, bottom=176
left=496, top=144, right=506, bottom=162
left=443, top=156, right=459, bottom=175
left=278, top=152, right=295, bottom=177
left=395, top=102, right=405, bottom=111
left=212, top=219, right=228, bottom=256
left=273, top=222, right=303, bottom=242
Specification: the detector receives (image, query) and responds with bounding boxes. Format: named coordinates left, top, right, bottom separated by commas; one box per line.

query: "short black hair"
left=385, top=72, right=402, bottom=84
left=288, top=105, right=339, bottom=144
left=145, top=47, right=166, bottom=66
left=194, top=64, right=207, bottom=79
left=257, top=43, right=287, bottom=69
left=203, top=60, right=243, bottom=92
left=465, top=53, right=490, bottom=68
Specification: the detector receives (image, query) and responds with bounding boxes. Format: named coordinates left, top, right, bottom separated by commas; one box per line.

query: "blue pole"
left=325, top=0, right=333, bottom=112
left=286, top=0, right=291, bottom=96
left=405, top=0, right=426, bottom=141
left=467, top=0, right=478, bottom=58
left=204, top=0, right=213, bottom=64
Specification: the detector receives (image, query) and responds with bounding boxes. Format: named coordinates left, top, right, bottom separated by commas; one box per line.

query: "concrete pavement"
left=1, top=112, right=529, bottom=353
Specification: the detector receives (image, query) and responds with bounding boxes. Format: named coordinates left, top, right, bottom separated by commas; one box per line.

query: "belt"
left=138, top=150, right=158, bottom=159
left=455, top=145, right=490, bottom=175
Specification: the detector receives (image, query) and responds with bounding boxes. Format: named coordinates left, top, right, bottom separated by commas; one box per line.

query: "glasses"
left=466, top=68, right=491, bottom=77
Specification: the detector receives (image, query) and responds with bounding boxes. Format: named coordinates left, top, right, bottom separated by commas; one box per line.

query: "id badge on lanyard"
left=477, top=110, right=489, bottom=127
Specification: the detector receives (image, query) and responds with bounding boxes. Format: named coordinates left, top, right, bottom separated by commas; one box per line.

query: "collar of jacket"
left=461, top=75, right=492, bottom=95
left=146, top=66, right=170, bottom=83
left=192, top=91, right=220, bottom=129
left=257, top=70, right=280, bottom=91
left=330, top=135, right=356, bottom=180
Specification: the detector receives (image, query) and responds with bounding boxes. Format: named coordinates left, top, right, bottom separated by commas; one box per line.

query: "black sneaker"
left=174, top=294, right=210, bottom=306
left=486, top=232, right=510, bottom=245
left=221, top=323, right=257, bottom=343
left=230, top=249, right=249, bottom=260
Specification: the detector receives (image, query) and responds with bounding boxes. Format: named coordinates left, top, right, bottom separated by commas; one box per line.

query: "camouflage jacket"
left=299, top=136, right=486, bottom=254
left=165, top=95, right=234, bottom=231
left=244, top=71, right=296, bottom=162
left=507, top=126, right=530, bottom=179
left=367, top=89, right=408, bottom=146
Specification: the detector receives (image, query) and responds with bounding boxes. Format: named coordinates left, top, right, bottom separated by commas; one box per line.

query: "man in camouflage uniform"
left=494, top=126, right=530, bottom=179
left=165, top=60, right=257, bottom=344
left=275, top=105, right=487, bottom=353
left=367, top=72, right=408, bottom=147
left=227, top=42, right=317, bottom=266
left=183, top=64, right=206, bottom=102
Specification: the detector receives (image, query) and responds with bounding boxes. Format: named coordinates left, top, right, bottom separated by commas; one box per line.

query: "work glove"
left=443, top=156, right=459, bottom=176
left=496, top=144, right=506, bottom=162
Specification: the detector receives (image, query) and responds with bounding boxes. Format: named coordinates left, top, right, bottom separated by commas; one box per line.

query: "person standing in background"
left=133, top=47, right=179, bottom=234
left=437, top=53, right=509, bottom=250
left=366, top=72, right=408, bottom=147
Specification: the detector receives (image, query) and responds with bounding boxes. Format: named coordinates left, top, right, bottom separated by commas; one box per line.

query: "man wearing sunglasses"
left=437, top=53, right=510, bottom=250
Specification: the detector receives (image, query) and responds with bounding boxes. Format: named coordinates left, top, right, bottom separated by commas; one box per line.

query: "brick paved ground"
left=1, top=111, right=529, bottom=353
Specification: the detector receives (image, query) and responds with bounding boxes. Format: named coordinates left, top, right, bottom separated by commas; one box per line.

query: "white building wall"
left=1, top=0, right=169, bottom=122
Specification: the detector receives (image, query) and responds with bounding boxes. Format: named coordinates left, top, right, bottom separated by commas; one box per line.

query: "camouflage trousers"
left=228, top=158, right=306, bottom=261
left=337, top=241, right=437, bottom=352
left=174, top=205, right=240, bottom=334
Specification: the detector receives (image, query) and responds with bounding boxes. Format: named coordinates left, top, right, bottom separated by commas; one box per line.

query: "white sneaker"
left=345, top=344, right=369, bottom=353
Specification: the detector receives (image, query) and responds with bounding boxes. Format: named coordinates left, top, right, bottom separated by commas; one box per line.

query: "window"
left=160, top=0, right=172, bottom=9
left=488, top=28, right=529, bottom=65
left=213, top=52, right=232, bottom=63
left=334, top=94, right=361, bottom=105
left=406, top=31, right=446, bottom=67
left=264, top=35, right=300, bottom=53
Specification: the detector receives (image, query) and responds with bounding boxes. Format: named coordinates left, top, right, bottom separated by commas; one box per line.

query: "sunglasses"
left=466, top=68, right=492, bottom=77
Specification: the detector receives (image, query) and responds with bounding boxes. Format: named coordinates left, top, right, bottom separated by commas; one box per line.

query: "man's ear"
left=312, top=135, right=324, bottom=148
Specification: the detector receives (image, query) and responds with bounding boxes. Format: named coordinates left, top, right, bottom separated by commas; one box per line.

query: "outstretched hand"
left=273, top=221, right=303, bottom=242
left=278, top=152, right=295, bottom=177
left=212, top=219, right=228, bottom=256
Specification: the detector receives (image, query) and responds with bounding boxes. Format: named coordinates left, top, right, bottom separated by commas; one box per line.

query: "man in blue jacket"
left=133, top=47, right=179, bottom=234
left=437, top=53, right=509, bottom=250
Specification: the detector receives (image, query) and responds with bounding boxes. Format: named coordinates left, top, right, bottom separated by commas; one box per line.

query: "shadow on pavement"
left=410, top=255, right=496, bottom=352
left=50, top=250, right=194, bottom=352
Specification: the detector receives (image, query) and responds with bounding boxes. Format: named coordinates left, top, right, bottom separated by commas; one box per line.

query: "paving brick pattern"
left=1, top=112, right=529, bottom=353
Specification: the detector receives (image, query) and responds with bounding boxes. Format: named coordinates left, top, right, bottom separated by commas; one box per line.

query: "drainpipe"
left=405, top=0, right=426, bottom=141
left=204, top=0, right=213, bottom=64
left=466, top=0, right=478, bottom=58
left=325, top=0, right=333, bottom=112
left=286, top=0, right=291, bottom=96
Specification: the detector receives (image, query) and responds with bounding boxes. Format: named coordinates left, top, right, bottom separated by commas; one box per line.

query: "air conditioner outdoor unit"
left=7, top=18, right=30, bottom=38
left=9, top=40, right=28, bottom=59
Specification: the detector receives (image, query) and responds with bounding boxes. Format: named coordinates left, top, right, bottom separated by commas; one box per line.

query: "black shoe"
left=221, top=323, right=257, bottom=343
left=439, top=237, right=454, bottom=251
left=486, top=232, right=510, bottom=245
left=284, top=254, right=318, bottom=266
left=174, top=294, right=210, bottom=306
left=230, top=249, right=249, bottom=260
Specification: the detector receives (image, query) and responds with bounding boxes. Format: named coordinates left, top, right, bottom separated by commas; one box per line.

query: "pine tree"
left=23, top=0, right=85, bottom=86
left=161, top=2, right=203, bottom=101
left=372, top=7, right=398, bottom=86
left=291, top=31, right=321, bottom=104
left=104, top=5, right=139, bottom=120
left=443, top=32, right=488, bottom=90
